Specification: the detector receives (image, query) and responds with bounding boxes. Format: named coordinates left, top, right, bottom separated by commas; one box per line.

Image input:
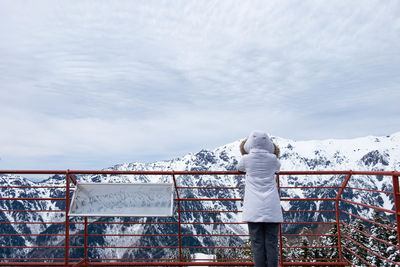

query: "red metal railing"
left=0, top=170, right=399, bottom=266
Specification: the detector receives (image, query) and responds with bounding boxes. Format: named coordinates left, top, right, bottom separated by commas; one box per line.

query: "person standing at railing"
left=237, top=130, right=282, bottom=267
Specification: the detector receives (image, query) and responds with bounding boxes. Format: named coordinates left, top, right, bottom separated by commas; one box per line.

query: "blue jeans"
left=248, top=222, right=280, bottom=267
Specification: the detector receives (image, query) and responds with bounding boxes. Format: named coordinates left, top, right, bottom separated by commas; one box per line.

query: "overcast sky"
left=1, top=0, right=399, bottom=170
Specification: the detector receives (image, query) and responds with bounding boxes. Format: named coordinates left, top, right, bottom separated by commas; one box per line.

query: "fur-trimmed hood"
left=242, top=131, right=274, bottom=154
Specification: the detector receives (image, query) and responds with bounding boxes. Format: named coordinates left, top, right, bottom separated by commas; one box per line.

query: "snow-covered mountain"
left=1, top=132, right=399, bottom=260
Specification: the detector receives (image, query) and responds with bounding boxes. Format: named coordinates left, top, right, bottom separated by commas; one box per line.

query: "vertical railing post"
left=84, top=216, right=88, bottom=266
left=172, top=173, right=182, bottom=262
left=276, top=173, right=284, bottom=266
left=65, top=170, right=70, bottom=267
left=392, top=175, right=400, bottom=256
left=335, top=171, right=352, bottom=263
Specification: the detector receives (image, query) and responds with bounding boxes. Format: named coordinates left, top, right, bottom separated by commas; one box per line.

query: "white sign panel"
left=69, top=183, right=174, bottom=217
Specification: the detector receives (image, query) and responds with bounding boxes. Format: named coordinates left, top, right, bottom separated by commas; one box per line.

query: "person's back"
left=242, top=151, right=279, bottom=187
left=237, top=130, right=282, bottom=267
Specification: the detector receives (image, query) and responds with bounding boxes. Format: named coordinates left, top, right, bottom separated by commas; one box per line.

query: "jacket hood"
left=243, top=130, right=274, bottom=154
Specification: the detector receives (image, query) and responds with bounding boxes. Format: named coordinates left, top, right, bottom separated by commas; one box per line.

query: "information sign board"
left=68, top=183, right=174, bottom=217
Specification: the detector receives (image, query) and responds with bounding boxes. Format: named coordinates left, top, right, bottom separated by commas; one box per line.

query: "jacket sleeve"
left=237, top=157, right=246, bottom=172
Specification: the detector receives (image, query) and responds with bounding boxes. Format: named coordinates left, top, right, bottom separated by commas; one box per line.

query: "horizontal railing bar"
left=0, top=209, right=65, bottom=212
left=282, top=258, right=342, bottom=262
left=282, top=262, right=347, bottom=266
left=181, top=246, right=251, bottom=249
left=79, top=245, right=250, bottom=250
left=283, top=210, right=335, bottom=213
left=277, top=171, right=352, bottom=175
left=340, top=199, right=395, bottom=214
left=65, top=233, right=250, bottom=237
left=351, top=171, right=400, bottom=176
left=89, top=258, right=177, bottom=262
left=341, top=210, right=397, bottom=231
left=0, top=263, right=66, bottom=266
left=0, top=232, right=247, bottom=237
left=0, top=221, right=65, bottom=224
left=0, top=258, right=68, bottom=260
left=86, top=262, right=255, bottom=266
left=76, top=233, right=179, bottom=237
left=73, top=221, right=179, bottom=225
left=280, top=198, right=336, bottom=201
left=0, top=186, right=68, bottom=188
left=282, top=234, right=336, bottom=237
left=190, top=259, right=252, bottom=262
left=181, top=234, right=249, bottom=237
left=181, top=222, right=246, bottom=224
left=179, top=198, right=242, bottom=201
left=0, top=197, right=65, bottom=201
left=0, top=170, right=68, bottom=175
left=0, top=233, right=65, bottom=236
left=0, top=170, right=244, bottom=175
left=278, top=171, right=400, bottom=176
left=1, top=170, right=399, bottom=176
left=180, top=210, right=242, bottom=213
left=282, top=222, right=336, bottom=224
left=0, top=220, right=256, bottom=225
left=282, top=246, right=339, bottom=249
left=280, top=186, right=340, bottom=189
left=344, top=186, right=393, bottom=194
left=1, top=246, right=66, bottom=249
left=70, top=170, right=245, bottom=175
left=177, top=186, right=244, bottom=189
left=83, top=246, right=179, bottom=249
left=89, top=258, right=249, bottom=263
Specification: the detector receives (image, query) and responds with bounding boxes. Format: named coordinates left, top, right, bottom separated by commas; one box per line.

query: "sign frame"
left=68, top=182, right=174, bottom=217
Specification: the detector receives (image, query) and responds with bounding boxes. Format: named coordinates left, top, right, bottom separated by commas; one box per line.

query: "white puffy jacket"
left=237, top=131, right=283, bottom=223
